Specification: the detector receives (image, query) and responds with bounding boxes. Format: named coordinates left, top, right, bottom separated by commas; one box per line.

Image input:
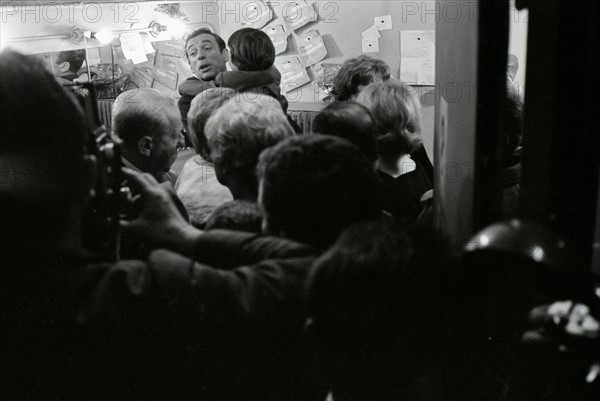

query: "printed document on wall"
left=400, top=30, right=435, bottom=85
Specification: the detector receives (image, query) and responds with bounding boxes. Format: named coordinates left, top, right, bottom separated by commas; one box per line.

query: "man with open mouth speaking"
left=177, top=28, right=230, bottom=133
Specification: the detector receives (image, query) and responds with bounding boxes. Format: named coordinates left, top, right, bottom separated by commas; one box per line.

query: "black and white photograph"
left=1, top=1, right=599, bottom=400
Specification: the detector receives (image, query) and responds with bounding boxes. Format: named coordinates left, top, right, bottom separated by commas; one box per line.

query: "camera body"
left=66, top=82, right=128, bottom=261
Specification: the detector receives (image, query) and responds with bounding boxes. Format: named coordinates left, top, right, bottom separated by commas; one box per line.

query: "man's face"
left=186, top=34, right=228, bottom=81
left=151, top=127, right=183, bottom=177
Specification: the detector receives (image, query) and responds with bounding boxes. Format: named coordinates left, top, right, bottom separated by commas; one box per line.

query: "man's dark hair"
left=258, top=135, right=383, bottom=248
left=313, top=101, right=379, bottom=164
left=185, top=28, right=226, bottom=53
left=54, top=49, right=86, bottom=73
left=306, top=219, right=417, bottom=401
left=307, top=219, right=413, bottom=342
left=227, top=28, right=275, bottom=71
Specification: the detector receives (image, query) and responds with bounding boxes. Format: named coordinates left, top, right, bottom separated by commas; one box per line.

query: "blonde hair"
left=188, top=87, right=237, bottom=160
left=205, top=96, right=294, bottom=173
left=356, top=80, right=422, bottom=157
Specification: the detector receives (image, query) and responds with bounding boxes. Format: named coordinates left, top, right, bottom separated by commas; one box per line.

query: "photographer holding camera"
left=1, top=49, right=385, bottom=401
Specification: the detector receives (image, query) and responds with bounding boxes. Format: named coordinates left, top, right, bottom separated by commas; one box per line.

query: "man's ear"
left=222, top=48, right=230, bottom=63
left=58, top=61, right=70, bottom=73
left=137, top=136, right=154, bottom=157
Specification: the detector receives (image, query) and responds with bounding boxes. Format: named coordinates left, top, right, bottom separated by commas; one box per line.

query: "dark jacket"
left=79, top=230, right=326, bottom=401
left=177, top=76, right=217, bottom=131
left=215, top=66, right=289, bottom=113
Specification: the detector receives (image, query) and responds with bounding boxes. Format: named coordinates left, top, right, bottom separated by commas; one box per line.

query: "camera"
left=65, top=82, right=132, bottom=261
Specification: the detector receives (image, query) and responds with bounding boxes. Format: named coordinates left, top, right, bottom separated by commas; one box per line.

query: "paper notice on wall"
left=362, top=38, right=380, bottom=53
left=262, top=24, right=289, bottom=55
left=400, top=30, right=435, bottom=85
left=275, top=56, right=310, bottom=93
left=361, top=24, right=381, bottom=40
left=87, top=47, right=101, bottom=65
left=241, top=1, right=272, bottom=29
left=153, top=66, right=179, bottom=90
left=119, top=33, right=148, bottom=64
left=400, top=58, right=419, bottom=83
left=155, top=41, right=185, bottom=58
left=297, top=29, right=327, bottom=65
left=130, top=67, right=154, bottom=88
left=140, top=33, right=155, bottom=54
left=374, top=15, right=393, bottom=30
left=283, top=0, right=317, bottom=31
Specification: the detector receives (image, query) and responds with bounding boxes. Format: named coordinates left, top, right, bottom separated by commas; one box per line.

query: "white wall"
left=0, top=1, right=219, bottom=53
left=213, top=0, right=436, bottom=157
left=1, top=1, right=438, bottom=156
left=508, top=0, right=528, bottom=95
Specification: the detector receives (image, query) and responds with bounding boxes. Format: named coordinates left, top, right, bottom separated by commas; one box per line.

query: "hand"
left=120, top=170, right=201, bottom=255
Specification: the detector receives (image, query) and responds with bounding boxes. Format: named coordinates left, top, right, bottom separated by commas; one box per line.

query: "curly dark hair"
left=332, top=55, right=391, bottom=101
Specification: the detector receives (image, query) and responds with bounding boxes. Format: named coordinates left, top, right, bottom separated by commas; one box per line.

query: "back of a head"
left=0, top=49, right=88, bottom=242
left=205, top=96, right=294, bottom=177
left=188, top=87, right=237, bottom=160
left=313, top=101, right=378, bottom=164
left=204, top=200, right=262, bottom=232
left=228, top=28, right=275, bottom=71
left=332, top=55, right=391, bottom=101
left=54, top=49, right=86, bottom=73
left=112, top=88, right=181, bottom=147
left=306, top=220, right=415, bottom=401
left=258, top=135, right=383, bottom=248
left=308, top=220, right=413, bottom=339
left=356, top=80, right=422, bottom=158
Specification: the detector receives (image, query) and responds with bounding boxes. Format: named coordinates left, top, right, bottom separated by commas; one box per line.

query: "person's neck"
left=229, top=186, right=258, bottom=202
left=227, top=178, right=258, bottom=202
left=377, top=154, right=416, bottom=178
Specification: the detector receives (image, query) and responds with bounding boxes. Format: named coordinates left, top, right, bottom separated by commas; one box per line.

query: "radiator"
left=96, top=99, right=318, bottom=136
left=287, top=110, right=320, bottom=135
left=97, top=99, right=114, bottom=129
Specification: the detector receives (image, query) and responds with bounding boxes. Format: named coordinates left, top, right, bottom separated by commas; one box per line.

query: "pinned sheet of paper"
left=275, top=56, right=310, bottom=92
left=400, top=58, right=419, bottom=83
left=374, top=15, right=393, bottom=30
left=262, top=24, right=289, bottom=55
left=284, top=0, right=318, bottom=31
left=362, top=38, right=380, bottom=53
left=241, top=1, right=272, bottom=29
left=297, top=29, right=327, bottom=65
left=361, top=24, right=381, bottom=40
left=120, top=33, right=148, bottom=64
left=400, top=30, right=435, bottom=85
left=87, top=47, right=101, bottom=65
left=140, top=33, right=155, bottom=54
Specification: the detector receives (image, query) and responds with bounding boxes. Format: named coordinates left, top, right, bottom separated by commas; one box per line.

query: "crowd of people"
left=1, top=27, right=598, bottom=401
